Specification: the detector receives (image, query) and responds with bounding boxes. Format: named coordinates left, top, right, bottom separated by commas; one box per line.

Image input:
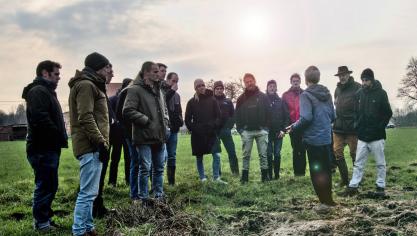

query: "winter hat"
left=84, top=52, right=110, bottom=71
left=334, top=66, right=353, bottom=76
left=194, top=78, right=205, bottom=89
left=267, top=79, right=277, bottom=87
left=360, top=68, right=375, bottom=81
left=213, top=80, right=224, bottom=89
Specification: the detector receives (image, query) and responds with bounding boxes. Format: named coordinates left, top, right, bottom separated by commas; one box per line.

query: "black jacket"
left=22, top=77, right=68, bottom=154
left=185, top=90, right=221, bottom=156
left=266, top=93, right=290, bottom=136
left=235, top=87, right=270, bottom=132
left=333, top=77, right=361, bottom=134
left=166, top=92, right=184, bottom=133
left=214, top=94, right=235, bottom=130
left=356, top=80, right=392, bottom=142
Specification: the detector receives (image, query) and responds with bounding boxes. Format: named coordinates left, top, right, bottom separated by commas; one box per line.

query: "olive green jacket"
left=68, top=68, right=110, bottom=157
left=123, top=77, right=169, bottom=145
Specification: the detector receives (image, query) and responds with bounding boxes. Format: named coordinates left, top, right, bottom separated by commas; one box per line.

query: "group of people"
left=22, top=51, right=392, bottom=235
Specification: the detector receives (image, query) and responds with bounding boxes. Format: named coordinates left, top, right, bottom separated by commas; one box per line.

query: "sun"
left=240, top=13, right=270, bottom=41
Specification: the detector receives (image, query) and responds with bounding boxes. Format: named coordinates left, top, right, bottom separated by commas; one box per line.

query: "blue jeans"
left=196, top=152, right=221, bottom=180
left=137, top=144, right=165, bottom=200
left=267, top=134, right=283, bottom=178
left=128, top=139, right=140, bottom=200
left=72, top=152, right=102, bottom=236
left=27, top=151, right=60, bottom=229
left=166, top=132, right=178, bottom=167
left=219, top=128, right=239, bottom=174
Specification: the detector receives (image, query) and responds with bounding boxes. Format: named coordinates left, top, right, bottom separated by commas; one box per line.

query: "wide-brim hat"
left=334, top=66, right=353, bottom=76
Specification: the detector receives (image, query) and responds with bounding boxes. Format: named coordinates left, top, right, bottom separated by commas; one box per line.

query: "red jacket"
left=282, top=87, right=303, bottom=123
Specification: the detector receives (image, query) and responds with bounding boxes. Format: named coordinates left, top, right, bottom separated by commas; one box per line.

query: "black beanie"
left=267, top=79, right=277, bottom=87
left=213, top=80, right=224, bottom=89
left=361, top=68, right=375, bottom=81
left=84, top=52, right=110, bottom=71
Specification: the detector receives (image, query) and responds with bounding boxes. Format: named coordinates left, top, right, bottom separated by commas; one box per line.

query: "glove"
left=98, top=142, right=109, bottom=163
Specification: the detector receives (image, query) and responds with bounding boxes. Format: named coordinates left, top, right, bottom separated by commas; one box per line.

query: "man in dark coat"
left=165, top=72, right=184, bottom=185
left=213, top=80, right=239, bottom=176
left=185, top=79, right=226, bottom=184
left=339, top=68, right=392, bottom=197
left=265, top=80, right=290, bottom=179
left=108, top=79, right=132, bottom=186
left=22, top=60, right=68, bottom=231
left=123, top=61, right=169, bottom=204
left=282, top=73, right=307, bottom=176
left=332, top=66, right=361, bottom=187
left=236, top=73, right=270, bottom=183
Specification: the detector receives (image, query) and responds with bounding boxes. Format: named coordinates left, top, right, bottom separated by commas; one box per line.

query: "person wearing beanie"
left=22, top=60, right=68, bottom=232
left=235, top=73, right=270, bottom=183
left=282, top=73, right=307, bottom=176
left=265, top=79, right=290, bottom=180
left=213, top=80, right=239, bottom=176
left=123, top=61, right=169, bottom=206
left=331, top=66, right=361, bottom=189
left=339, top=68, right=392, bottom=198
left=287, top=66, right=336, bottom=214
left=69, top=52, right=113, bottom=236
left=185, top=79, right=227, bottom=184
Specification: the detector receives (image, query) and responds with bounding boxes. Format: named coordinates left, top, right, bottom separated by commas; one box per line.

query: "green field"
left=1, top=128, right=417, bottom=235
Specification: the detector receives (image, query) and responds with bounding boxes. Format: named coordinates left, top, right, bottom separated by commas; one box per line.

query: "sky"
left=0, top=0, right=416, bottom=112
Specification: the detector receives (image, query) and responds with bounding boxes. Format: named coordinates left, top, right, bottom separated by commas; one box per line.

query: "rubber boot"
left=241, top=170, right=249, bottom=184
left=167, top=166, right=176, bottom=186
left=336, top=158, right=349, bottom=187
left=261, top=169, right=270, bottom=182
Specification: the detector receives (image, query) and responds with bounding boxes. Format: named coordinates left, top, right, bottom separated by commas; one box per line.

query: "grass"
left=0, top=128, right=416, bottom=235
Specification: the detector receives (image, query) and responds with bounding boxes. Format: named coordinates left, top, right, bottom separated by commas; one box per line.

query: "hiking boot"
left=313, top=203, right=332, bottom=214
left=241, top=170, right=249, bottom=184
left=375, top=187, right=386, bottom=197
left=337, top=187, right=359, bottom=197
left=214, top=177, right=228, bottom=185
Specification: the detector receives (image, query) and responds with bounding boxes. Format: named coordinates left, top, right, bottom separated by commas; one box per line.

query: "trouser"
left=137, top=144, right=165, bottom=200
left=196, top=152, right=221, bottom=180
left=27, top=150, right=60, bottom=229
left=349, top=139, right=386, bottom=188
left=108, top=137, right=131, bottom=185
left=267, top=133, right=283, bottom=179
left=219, top=128, right=239, bottom=174
left=241, top=129, right=268, bottom=171
left=333, top=133, right=357, bottom=164
left=93, top=148, right=110, bottom=210
left=166, top=132, right=178, bottom=168
left=72, top=152, right=102, bottom=236
left=128, top=139, right=140, bottom=200
left=305, top=144, right=334, bottom=205
left=290, top=132, right=306, bottom=176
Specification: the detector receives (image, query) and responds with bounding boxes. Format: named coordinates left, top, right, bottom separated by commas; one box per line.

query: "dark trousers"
left=219, top=128, right=239, bottom=174
left=108, top=137, right=131, bottom=185
left=290, top=132, right=307, bottom=176
left=94, top=149, right=110, bottom=210
left=305, top=144, right=334, bottom=205
left=27, top=150, right=60, bottom=228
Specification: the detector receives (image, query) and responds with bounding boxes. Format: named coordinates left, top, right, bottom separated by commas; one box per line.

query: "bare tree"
left=398, top=57, right=417, bottom=107
left=224, top=79, right=244, bottom=104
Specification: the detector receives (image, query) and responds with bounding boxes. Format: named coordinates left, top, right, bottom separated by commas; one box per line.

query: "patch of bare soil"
left=104, top=199, right=207, bottom=236
left=261, top=199, right=417, bottom=236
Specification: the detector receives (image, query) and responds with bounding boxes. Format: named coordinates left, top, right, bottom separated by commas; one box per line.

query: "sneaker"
left=337, top=187, right=359, bottom=197
left=36, top=224, right=57, bottom=232
left=201, top=177, right=208, bottom=182
left=313, top=203, right=332, bottom=214
left=214, top=177, right=228, bottom=185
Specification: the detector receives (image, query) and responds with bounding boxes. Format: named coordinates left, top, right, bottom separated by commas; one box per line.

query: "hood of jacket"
left=68, top=67, right=106, bottom=92
left=305, top=84, right=332, bottom=102
left=22, top=76, right=56, bottom=100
